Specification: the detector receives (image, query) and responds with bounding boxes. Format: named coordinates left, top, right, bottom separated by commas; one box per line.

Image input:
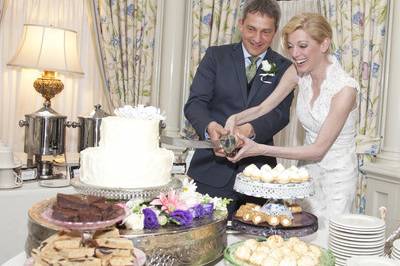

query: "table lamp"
left=7, top=24, right=83, bottom=186
left=7, top=24, right=83, bottom=105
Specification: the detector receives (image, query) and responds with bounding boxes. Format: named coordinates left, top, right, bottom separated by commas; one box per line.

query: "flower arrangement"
left=260, top=59, right=277, bottom=84
left=123, top=178, right=231, bottom=230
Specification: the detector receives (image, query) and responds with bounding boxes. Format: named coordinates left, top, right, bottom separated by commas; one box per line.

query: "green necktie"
left=246, top=56, right=259, bottom=83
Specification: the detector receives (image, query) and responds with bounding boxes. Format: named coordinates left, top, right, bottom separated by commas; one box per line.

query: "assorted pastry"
left=235, top=203, right=292, bottom=227
left=31, top=227, right=137, bottom=265
left=52, top=193, right=125, bottom=223
left=242, top=163, right=310, bottom=184
left=234, top=235, right=322, bottom=266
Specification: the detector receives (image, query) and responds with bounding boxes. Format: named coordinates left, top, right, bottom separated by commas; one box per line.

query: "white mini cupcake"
left=276, top=169, right=290, bottom=184
left=298, top=167, right=310, bottom=182
left=243, top=164, right=259, bottom=179
left=260, top=170, right=274, bottom=183
left=260, top=164, right=272, bottom=172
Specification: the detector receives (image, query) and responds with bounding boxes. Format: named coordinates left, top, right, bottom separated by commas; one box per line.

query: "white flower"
left=123, top=213, right=144, bottom=230
left=260, top=59, right=277, bottom=84
left=181, top=178, right=197, bottom=194
left=261, top=59, right=272, bottom=72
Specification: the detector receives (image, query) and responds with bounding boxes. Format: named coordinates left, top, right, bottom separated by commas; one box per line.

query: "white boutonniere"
left=259, top=59, right=277, bottom=84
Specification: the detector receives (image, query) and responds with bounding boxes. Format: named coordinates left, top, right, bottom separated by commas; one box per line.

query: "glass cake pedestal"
left=71, top=176, right=182, bottom=201
left=232, top=173, right=318, bottom=238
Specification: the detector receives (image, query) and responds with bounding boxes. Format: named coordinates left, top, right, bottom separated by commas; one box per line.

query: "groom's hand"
left=207, top=121, right=228, bottom=157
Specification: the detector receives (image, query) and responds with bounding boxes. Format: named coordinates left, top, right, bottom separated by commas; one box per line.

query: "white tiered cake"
left=79, top=106, right=174, bottom=188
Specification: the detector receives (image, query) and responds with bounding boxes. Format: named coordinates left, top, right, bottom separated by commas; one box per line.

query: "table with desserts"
left=0, top=166, right=328, bottom=266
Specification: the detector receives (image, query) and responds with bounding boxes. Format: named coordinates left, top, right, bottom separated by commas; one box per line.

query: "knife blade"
left=160, top=135, right=220, bottom=149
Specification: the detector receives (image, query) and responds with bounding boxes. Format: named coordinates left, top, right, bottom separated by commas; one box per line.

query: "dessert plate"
left=0, top=181, right=23, bottom=189
left=330, top=214, right=385, bottom=230
left=329, top=235, right=386, bottom=248
left=346, top=256, right=400, bottom=266
left=329, top=231, right=385, bottom=242
left=329, top=227, right=386, bottom=239
left=41, top=204, right=128, bottom=231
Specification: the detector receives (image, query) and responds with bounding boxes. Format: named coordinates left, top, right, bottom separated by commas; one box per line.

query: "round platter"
left=231, top=211, right=318, bottom=238
left=71, top=176, right=182, bottom=201
left=224, top=240, right=335, bottom=266
left=41, top=205, right=128, bottom=231
left=233, top=173, right=314, bottom=199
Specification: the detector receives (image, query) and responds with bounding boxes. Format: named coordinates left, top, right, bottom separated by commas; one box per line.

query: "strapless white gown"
left=296, top=56, right=359, bottom=248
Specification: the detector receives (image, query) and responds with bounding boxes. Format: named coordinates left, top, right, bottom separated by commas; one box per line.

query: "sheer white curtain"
left=0, top=0, right=108, bottom=153
left=272, top=0, right=321, bottom=167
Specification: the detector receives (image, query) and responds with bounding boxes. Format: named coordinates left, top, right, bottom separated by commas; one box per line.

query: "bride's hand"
left=227, top=134, right=263, bottom=163
left=224, top=115, right=237, bottom=135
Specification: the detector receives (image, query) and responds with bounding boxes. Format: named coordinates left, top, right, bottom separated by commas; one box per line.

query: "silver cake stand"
left=27, top=198, right=228, bottom=266
left=71, top=177, right=182, bottom=201
left=233, top=173, right=314, bottom=200
left=232, top=173, right=318, bottom=238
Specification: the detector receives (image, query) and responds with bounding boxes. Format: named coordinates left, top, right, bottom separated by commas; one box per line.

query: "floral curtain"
left=92, top=0, right=158, bottom=108
left=321, top=0, right=388, bottom=213
left=182, top=0, right=242, bottom=139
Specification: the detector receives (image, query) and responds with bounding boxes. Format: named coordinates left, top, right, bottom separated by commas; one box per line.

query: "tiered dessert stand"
left=231, top=173, right=318, bottom=238
left=27, top=176, right=227, bottom=266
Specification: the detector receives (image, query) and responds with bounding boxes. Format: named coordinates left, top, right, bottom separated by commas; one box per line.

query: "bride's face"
left=286, top=29, right=328, bottom=75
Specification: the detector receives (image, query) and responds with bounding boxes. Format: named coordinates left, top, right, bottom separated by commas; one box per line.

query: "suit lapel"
left=232, top=44, right=248, bottom=105
left=247, top=48, right=274, bottom=105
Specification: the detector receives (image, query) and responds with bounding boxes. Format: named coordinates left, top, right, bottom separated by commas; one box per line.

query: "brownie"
left=52, top=205, right=80, bottom=222
left=52, top=193, right=123, bottom=223
left=56, top=193, right=105, bottom=210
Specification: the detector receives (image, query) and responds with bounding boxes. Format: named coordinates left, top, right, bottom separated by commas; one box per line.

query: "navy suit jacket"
left=184, top=43, right=293, bottom=188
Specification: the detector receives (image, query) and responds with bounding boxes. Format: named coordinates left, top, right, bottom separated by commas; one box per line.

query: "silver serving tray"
left=71, top=177, right=182, bottom=201
left=233, top=173, right=314, bottom=199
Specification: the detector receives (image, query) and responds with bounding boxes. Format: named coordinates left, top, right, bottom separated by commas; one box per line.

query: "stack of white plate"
left=391, top=239, right=400, bottom=260
left=329, top=214, right=386, bottom=266
left=347, top=256, right=400, bottom=266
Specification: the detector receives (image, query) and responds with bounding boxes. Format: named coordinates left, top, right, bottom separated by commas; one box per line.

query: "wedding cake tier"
left=79, top=105, right=174, bottom=188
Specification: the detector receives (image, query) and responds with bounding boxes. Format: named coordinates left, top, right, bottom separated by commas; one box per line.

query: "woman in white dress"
left=224, top=13, right=359, bottom=247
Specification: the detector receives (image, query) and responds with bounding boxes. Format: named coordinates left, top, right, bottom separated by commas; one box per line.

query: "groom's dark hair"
left=242, top=0, right=281, bottom=30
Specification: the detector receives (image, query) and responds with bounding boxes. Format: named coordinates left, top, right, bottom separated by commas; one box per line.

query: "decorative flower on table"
left=123, top=178, right=232, bottom=230
left=150, top=190, right=188, bottom=214
left=260, top=59, right=277, bottom=84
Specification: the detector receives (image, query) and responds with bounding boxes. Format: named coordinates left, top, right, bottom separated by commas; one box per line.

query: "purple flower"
left=143, top=208, right=160, bottom=229
left=202, top=203, right=214, bottom=215
left=169, top=209, right=193, bottom=226
left=189, top=204, right=205, bottom=218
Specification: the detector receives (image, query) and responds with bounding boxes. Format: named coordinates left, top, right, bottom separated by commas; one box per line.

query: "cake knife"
left=160, top=135, right=220, bottom=149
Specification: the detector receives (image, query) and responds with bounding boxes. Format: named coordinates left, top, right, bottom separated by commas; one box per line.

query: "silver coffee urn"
left=67, top=104, right=109, bottom=152
left=19, top=102, right=67, bottom=186
left=69, top=105, right=110, bottom=151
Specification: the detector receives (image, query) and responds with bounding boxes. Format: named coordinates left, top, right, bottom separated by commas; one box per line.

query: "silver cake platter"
left=233, top=173, right=314, bottom=200
left=71, top=176, right=182, bottom=201
left=27, top=198, right=228, bottom=266
left=121, top=211, right=227, bottom=265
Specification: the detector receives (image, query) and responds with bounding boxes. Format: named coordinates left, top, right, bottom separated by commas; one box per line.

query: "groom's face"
left=239, top=12, right=276, bottom=57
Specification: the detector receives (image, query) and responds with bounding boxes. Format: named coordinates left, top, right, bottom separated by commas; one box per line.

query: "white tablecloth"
left=0, top=181, right=75, bottom=264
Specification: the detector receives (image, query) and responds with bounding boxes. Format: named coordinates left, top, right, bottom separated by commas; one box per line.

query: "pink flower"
left=150, top=191, right=188, bottom=214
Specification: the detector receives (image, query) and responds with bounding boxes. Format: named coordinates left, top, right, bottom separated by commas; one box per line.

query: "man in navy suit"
left=184, top=0, right=294, bottom=217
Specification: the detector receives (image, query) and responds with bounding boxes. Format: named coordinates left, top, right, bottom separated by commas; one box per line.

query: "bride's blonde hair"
left=282, top=13, right=333, bottom=54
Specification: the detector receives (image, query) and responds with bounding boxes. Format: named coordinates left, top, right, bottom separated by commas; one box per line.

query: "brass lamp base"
left=33, top=71, right=64, bottom=105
